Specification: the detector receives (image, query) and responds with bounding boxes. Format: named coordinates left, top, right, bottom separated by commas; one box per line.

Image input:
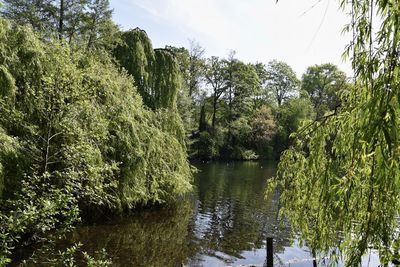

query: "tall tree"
left=265, top=60, right=299, bottom=106
left=252, top=62, right=270, bottom=108
left=0, top=0, right=57, bottom=33
left=188, top=39, right=205, bottom=98
left=229, top=62, right=261, bottom=117
left=163, top=45, right=193, bottom=132
left=301, top=63, right=348, bottom=118
left=222, top=55, right=261, bottom=148
left=113, top=28, right=155, bottom=106
left=58, top=0, right=64, bottom=39
left=63, top=0, right=85, bottom=44
left=204, top=56, right=228, bottom=129
left=84, top=0, right=117, bottom=50
left=224, top=50, right=236, bottom=126
left=114, top=33, right=181, bottom=110
left=0, top=0, right=117, bottom=48
left=220, top=54, right=261, bottom=121
left=163, top=43, right=205, bottom=137
left=151, top=48, right=181, bottom=109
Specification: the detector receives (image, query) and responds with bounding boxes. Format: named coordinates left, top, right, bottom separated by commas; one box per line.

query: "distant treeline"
left=112, top=28, right=349, bottom=161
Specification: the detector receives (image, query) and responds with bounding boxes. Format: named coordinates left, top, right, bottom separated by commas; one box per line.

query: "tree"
left=270, top=0, right=400, bottom=265
left=224, top=50, right=236, bottom=126
left=151, top=48, right=181, bottom=109
left=83, top=0, right=118, bottom=50
left=163, top=44, right=205, bottom=135
left=252, top=62, right=270, bottom=108
left=250, top=105, right=277, bottom=157
left=114, top=30, right=182, bottom=111
left=0, top=0, right=118, bottom=49
left=301, top=63, right=348, bottom=119
left=273, top=97, right=314, bottom=155
left=204, top=56, right=228, bottom=129
left=0, top=0, right=57, bottom=33
left=220, top=54, right=260, bottom=123
left=164, top=46, right=193, bottom=132
left=113, top=28, right=155, bottom=106
left=62, top=0, right=86, bottom=43
left=0, top=19, right=192, bottom=263
left=265, top=60, right=299, bottom=106
left=229, top=61, right=261, bottom=117
left=187, top=39, right=205, bottom=98
left=224, top=58, right=261, bottom=149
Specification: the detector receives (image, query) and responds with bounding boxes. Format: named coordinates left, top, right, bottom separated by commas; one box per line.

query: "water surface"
left=17, top=161, right=382, bottom=266
left=66, top=161, right=318, bottom=266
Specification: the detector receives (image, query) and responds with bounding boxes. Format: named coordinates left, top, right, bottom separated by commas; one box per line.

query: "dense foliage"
left=3, top=0, right=385, bottom=265
left=0, top=17, right=191, bottom=264
left=271, top=0, right=400, bottom=265
left=0, top=0, right=119, bottom=50
left=189, top=55, right=324, bottom=160
left=301, top=63, right=347, bottom=119
left=112, top=28, right=339, bottom=162
left=113, top=28, right=155, bottom=107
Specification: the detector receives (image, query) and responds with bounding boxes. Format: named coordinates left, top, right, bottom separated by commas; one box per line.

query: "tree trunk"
left=198, top=104, right=206, bottom=131
left=58, top=0, right=64, bottom=40
left=212, top=93, right=217, bottom=129
left=189, top=62, right=195, bottom=97
left=227, top=70, right=233, bottom=144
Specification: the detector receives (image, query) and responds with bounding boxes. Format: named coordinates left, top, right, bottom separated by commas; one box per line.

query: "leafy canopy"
left=270, top=0, right=400, bottom=265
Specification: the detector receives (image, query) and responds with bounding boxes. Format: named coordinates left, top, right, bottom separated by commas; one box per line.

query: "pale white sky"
left=110, top=0, right=353, bottom=77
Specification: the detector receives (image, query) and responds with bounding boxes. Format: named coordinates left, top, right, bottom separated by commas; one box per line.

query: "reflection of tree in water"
left=15, top=162, right=290, bottom=266
left=190, top=161, right=291, bottom=263
left=68, top=200, right=194, bottom=267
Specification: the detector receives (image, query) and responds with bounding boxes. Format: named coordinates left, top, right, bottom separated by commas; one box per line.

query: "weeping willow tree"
left=0, top=18, right=192, bottom=264
left=270, top=0, right=400, bottom=265
left=151, top=48, right=181, bottom=110
left=0, top=18, right=192, bottom=207
left=113, top=28, right=155, bottom=106
left=112, top=29, right=185, bottom=147
left=113, top=30, right=182, bottom=111
left=0, top=65, right=15, bottom=104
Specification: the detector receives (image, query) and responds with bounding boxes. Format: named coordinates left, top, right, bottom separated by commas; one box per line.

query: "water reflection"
left=70, top=161, right=290, bottom=267
left=69, top=200, right=194, bottom=267
left=15, top=161, right=382, bottom=266
left=189, top=161, right=287, bottom=265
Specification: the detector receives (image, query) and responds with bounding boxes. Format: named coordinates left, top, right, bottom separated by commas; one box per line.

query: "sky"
left=110, top=0, right=353, bottom=77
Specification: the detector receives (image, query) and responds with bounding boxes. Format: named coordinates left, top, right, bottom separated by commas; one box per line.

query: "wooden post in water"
left=266, top=237, right=273, bottom=267
left=312, top=248, right=317, bottom=267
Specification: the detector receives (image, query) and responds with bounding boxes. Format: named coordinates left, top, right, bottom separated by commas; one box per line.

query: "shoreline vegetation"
left=0, top=15, right=192, bottom=265
left=0, top=0, right=399, bottom=266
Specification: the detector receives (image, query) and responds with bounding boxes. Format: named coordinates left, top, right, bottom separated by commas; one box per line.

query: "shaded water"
left=15, top=161, right=382, bottom=266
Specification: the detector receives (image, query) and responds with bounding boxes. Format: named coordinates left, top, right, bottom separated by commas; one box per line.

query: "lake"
left=14, top=161, right=382, bottom=266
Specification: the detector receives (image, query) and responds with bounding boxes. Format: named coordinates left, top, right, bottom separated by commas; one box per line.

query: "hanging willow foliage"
left=0, top=16, right=192, bottom=266
left=270, top=0, right=400, bottom=266
left=0, top=65, right=15, bottom=105
left=151, top=48, right=181, bottom=110
left=113, top=28, right=155, bottom=107
left=0, top=18, right=192, bottom=208
left=114, top=30, right=182, bottom=111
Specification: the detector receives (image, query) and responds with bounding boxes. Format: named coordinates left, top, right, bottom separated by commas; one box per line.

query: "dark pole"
left=312, top=248, right=317, bottom=267
left=266, top=237, right=273, bottom=267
